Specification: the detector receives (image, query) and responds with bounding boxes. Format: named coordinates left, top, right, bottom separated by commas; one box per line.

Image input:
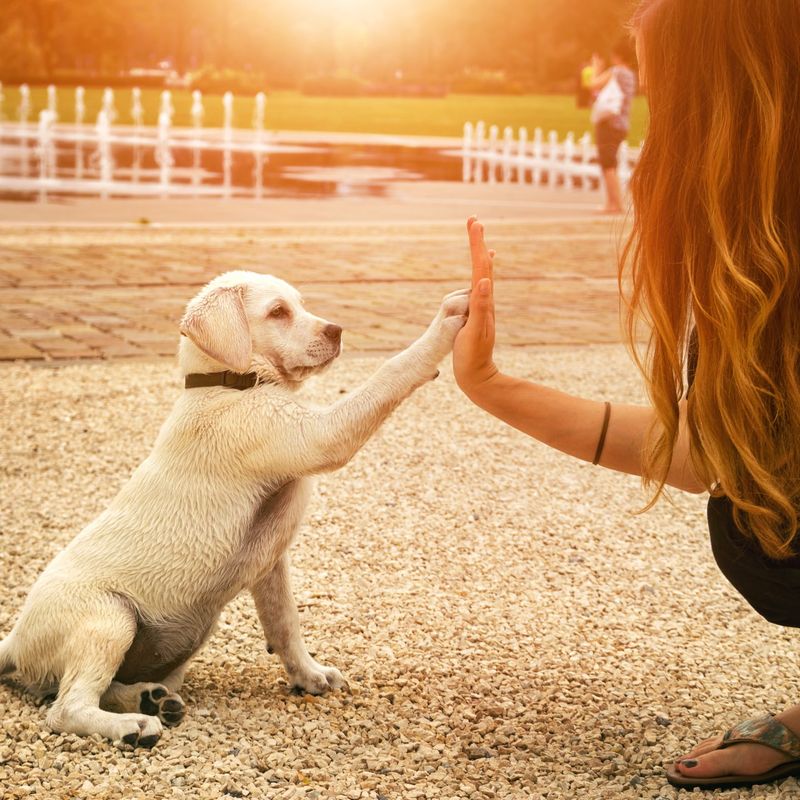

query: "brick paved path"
left=0, top=218, right=627, bottom=361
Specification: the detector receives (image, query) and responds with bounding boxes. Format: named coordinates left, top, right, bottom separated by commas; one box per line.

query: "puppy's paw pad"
left=138, top=734, right=160, bottom=749
left=139, top=686, right=186, bottom=727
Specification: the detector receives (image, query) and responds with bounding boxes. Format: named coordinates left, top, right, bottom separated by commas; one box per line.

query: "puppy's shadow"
left=1, top=676, right=56, bottom=708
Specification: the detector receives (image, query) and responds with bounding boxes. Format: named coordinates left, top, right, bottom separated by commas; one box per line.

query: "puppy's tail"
left=0, top=635, right=17, bottom=676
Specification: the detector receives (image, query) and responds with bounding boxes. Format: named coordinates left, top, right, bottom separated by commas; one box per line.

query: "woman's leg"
left=601, top=167, right=623, bottom=213
left=594, top=120, right=625, bottom=213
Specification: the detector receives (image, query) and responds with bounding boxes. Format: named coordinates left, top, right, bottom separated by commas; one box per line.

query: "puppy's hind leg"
left=46, top=601, right=163, bottom=748
left=100, top=663, right=189, bottom=727
left=101, top=681, right=186, bottom=728
left=251, top=555, right=347, bottom=696
left=0, top=634, right=17, bottom=677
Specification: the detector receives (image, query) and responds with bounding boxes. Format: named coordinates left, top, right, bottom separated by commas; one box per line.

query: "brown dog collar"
left=184, top=371, right=259, bottom=390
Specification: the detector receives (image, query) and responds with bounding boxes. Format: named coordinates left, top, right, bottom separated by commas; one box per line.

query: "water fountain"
left=160, top=90, right=174, bottom=123
left=253, top=92, right=266, bottom=198
left=37, top=110, right=56, bottom=201
left=131, top=87, right=144, bottom=127
left=487, top=124, right=499, bottom=183
left=75, top=86, right=86, bottom=180
left=96, top=110, right=112, bottom=198
left=191, top=90, right=203, bottom=194
left=501, top=126, right=513, bottom=182
left=461, top=122, right=473, bottom=182
left=563, top=132, right=576, bottom=188
left=19, top=84, right=30, bottom=178
left=18, top=84, right=30, bottom=124
left=131, top=87, right=143, bottom=183
left=156, top=108, right=172, bottom=197
left=473, top=121, right=485, bottom=182
left=158, top=91, right=175, bottom=195
left=47, top=85, right=58, bottom=119
left=532, top=128, right=543, bottom=184
left=517, top=126, right=528, bottom=183
left=223, top=91, right=233, bottom=198
left=102, top=87, right=116, bottom=123
left=547, top=130, right=559, bottom=188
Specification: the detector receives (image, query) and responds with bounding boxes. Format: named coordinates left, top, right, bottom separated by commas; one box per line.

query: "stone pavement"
left=0, top=186, right=630, bottom=361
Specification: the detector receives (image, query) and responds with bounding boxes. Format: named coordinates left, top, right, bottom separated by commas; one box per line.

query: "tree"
left=0, top=0, right=638, bottom=89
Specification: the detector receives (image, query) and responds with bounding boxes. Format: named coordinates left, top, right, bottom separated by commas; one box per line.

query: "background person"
left=589, top=39, right=637, bottom=213
left=453, top=0, right=800, bottom=790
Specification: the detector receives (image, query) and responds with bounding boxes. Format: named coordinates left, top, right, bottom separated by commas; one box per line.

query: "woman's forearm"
left=588, top=67, right=613, bottom=91
left=462, top=372, right=706, bottom=493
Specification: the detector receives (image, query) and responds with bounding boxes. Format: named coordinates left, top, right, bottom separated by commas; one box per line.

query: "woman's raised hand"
left=452, top=217, right=499, bottom=393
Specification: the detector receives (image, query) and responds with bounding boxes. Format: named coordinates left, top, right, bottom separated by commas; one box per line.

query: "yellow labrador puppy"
left=0, top=271, right=469, bottom=748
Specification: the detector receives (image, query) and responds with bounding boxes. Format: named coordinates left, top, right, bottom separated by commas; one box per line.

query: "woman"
left=590, top=40, right=637, bottom=214
left=453, top=0, right=800, bottom=791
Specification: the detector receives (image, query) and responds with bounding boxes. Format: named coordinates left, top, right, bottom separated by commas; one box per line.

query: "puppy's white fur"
left=0, top=271, right=468, bottom=748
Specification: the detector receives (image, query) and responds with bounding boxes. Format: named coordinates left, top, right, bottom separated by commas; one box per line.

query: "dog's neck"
left=178, top=337, right=230, bottom=377
left=178, top=338, right=302, bottom=390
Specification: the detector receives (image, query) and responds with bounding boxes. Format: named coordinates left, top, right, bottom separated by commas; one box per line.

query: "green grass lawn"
left=0, top=85, right=647, bottom=144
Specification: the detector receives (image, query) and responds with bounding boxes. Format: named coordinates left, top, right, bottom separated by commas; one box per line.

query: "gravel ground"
left=1, top=346, right=799, bottom=800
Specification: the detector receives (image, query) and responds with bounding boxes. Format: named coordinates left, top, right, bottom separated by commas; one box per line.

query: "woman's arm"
left=453, top=217, right=707, bottom=494
left=588, top=66, right=614, bottom=92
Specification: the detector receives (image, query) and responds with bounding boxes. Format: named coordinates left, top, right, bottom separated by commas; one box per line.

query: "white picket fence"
left=461, top=121, right=639, bottom=191
left=0, top=83, right=296, bottom=200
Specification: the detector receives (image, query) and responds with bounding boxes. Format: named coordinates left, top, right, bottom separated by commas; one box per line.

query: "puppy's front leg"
left=292, top=289, right=469, bottom=474
left=251, top=554, right=346, bottom=695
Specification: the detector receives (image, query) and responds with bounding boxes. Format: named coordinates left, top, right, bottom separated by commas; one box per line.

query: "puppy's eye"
left=269, top=305, right=288, bottom=319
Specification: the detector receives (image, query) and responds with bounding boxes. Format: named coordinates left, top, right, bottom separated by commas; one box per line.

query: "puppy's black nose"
left=323, top=323, right=342, bottom=343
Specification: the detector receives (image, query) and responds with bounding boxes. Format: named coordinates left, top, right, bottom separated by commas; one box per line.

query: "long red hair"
left=622, top=0, right=800, bottom=558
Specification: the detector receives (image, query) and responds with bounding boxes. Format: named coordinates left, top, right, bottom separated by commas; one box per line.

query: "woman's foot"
left=673, top=706, right=800, bottom=781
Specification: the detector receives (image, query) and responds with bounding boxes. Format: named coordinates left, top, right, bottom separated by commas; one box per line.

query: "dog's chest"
left=227, top=477, right=313, bottom=585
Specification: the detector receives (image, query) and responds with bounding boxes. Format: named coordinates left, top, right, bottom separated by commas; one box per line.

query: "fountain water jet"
left=75, top=87, right=86, bottom=180
left=96, top=110, right=112, bottom=199
left=47, top=85, right=58, bottom=120
left=101, top=87, right=116, bottom=123
left=18, top=84, right=30, bottom=178
left=156, top=109, right=173, bottom=198
left=191, top=90, right=204, bottom=194
left=253, top=92, right=266, bottom=199
left=223, top=91, right=233, bottom=199
left=37, top=110, right=56, bottom=202
left=131, top=88, right=143, bottom=183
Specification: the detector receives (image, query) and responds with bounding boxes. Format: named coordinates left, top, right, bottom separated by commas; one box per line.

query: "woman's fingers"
left=454, top=220, right=498, bottom=389
left=474, top=278, right=494, bottom=335
left=467, top=216, right=494, bottom=290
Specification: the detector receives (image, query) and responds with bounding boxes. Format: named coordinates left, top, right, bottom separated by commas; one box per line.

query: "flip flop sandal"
left=666, top=714, right=800, bottom=790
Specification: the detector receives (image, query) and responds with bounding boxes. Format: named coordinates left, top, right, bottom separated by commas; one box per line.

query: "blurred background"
left=0, top=0, right=643, bottom=138
left=3, top=0, right=633, bottom=92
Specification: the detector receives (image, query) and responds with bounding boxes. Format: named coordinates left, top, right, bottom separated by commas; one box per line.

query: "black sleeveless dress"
left=688, top=334, right=800, bottom=628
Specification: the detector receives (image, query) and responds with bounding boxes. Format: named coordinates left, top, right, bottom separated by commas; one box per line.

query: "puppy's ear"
left=180, top=285, right=252, bottom=372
